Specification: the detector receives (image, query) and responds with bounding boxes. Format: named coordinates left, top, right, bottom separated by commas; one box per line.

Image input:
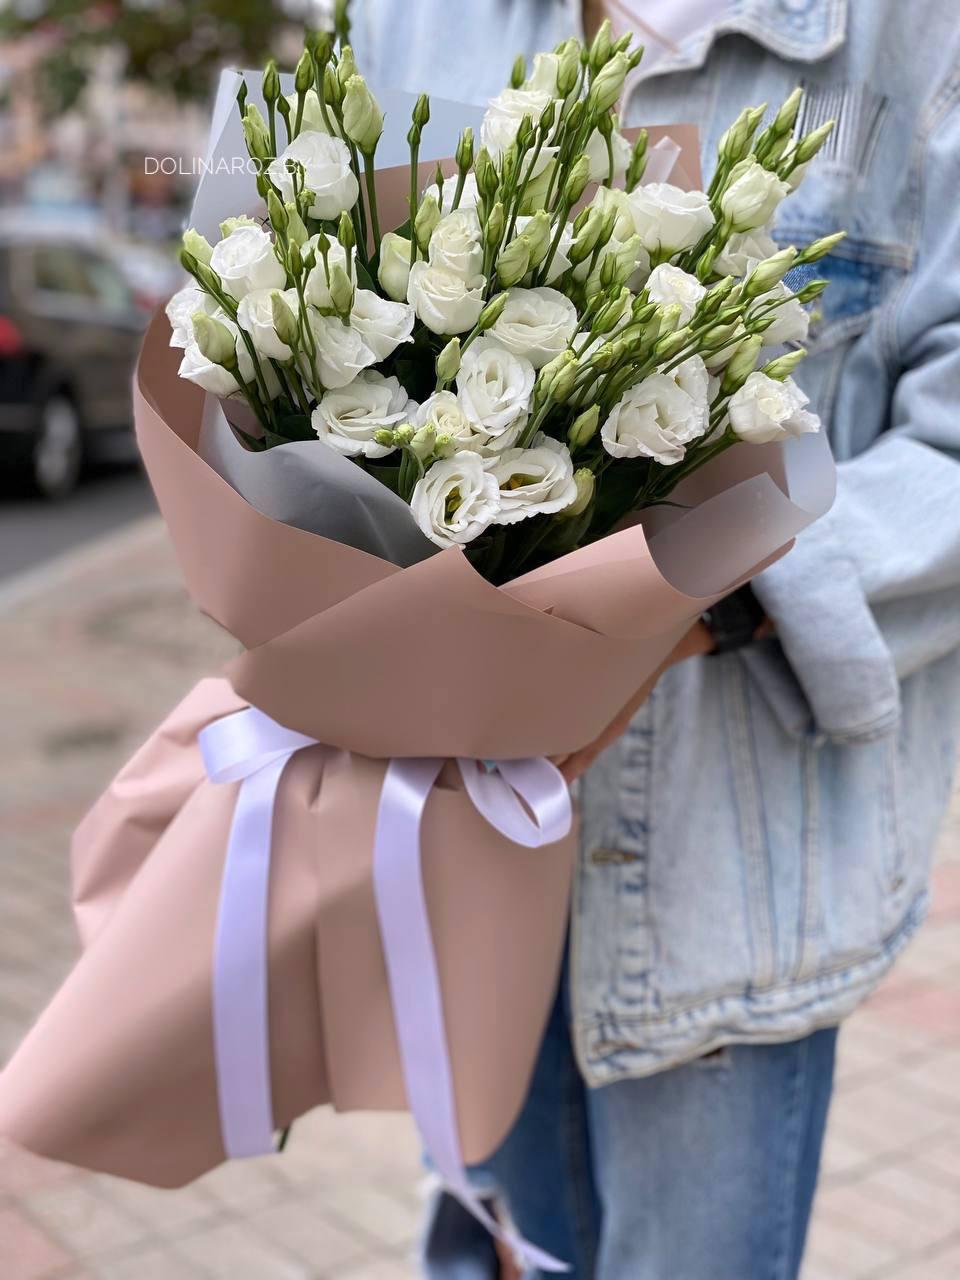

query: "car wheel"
left=32, top=395, right=83, bottom=499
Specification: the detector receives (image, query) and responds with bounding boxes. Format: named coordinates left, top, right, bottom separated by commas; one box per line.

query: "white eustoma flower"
left=236, top=287, right=300, bottom=362
left=178, top=315, right=255, bottom=398
left=269, top=130, right=359, bottom=221
left=524, top=50, right=562, bottom=95
left=304, top=238, right=356, bottom=309
left=727, top=373, right=820, bottom=443
left=428, top=208, right=484, bottom=280
left=646, top=263, right=707, bottom=326
left=480, top=87, right=552, bottom=157
left=304, top=310, right=376, bottom=389
left=411, top=450, right=501, bottom=547
left=456, top=337, right=536, bottom=450
left=414, top=391, right=487, bottom=451
left=720, top=160, right=790, bottom=233
left=668, top=355, right=711, bottom=435
left=714, top=226, right=779, bottom=277
left=756, top=282, right=810, bottom=345
left=209, top=226, right=286, bottom=302
left=350, top=289, right=415, bottom=361
left=312, top=370, right=413, bottom=458
left=378, top=231, right=413, bottom=302
left=585, top=126, right=632, bottom=183
left=488, top=286, right=578, bottom=369
left=487, top=434, right=578, bottom=524
left=165, top=285, right=216, bottom=348
left=436, top=172, right=481, bottom=216
left=601, top=372, right=709, bottom=464
left=407, top=261, right=486, bottom=335
left=627, top=183, right=715, bottom=256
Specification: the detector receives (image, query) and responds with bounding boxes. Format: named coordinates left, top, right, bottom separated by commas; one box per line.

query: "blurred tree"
left=0, top=0, right=311, bottom=115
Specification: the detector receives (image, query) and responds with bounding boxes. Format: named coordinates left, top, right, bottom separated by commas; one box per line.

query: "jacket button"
left=590, top=847, right=640, bottom=865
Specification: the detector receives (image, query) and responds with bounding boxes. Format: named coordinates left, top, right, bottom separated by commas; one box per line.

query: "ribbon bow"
left=199, top=705, right=573, bottom=1273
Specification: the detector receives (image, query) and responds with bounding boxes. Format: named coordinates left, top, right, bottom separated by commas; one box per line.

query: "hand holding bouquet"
left=169, top=19, right=841, bottom=580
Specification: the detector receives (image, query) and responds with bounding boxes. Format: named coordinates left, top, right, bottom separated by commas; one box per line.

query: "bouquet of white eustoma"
left=168, top=20, right=842, bottom=584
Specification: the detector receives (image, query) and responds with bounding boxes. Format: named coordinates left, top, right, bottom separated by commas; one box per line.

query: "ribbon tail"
left=212, top=752, right=288, bottom=1158
left=372, top=758, right=570, bottom=1273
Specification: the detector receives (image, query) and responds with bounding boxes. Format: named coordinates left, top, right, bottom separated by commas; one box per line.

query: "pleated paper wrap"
left=0, top=123, right=835, bottom=1191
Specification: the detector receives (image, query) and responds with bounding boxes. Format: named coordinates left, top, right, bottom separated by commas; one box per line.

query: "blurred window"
left=31, top=246, right=96, bottom=299
left=79, top=253, right=134, bottom=313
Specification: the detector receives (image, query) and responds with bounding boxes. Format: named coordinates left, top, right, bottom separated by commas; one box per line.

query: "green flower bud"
left=271, top=291, right=299, bottom=350
left=568, top=210, right=602, bottom=266
left=516, top=114, right=535, bottom=154
left=762, top=348, right=808, bottom=381
left=701, top=320, right=742, bottom=349
left=284, top=203, right=308, bottom=247
left=654, top=325, right=694, bottom=363
left=589, top=17, right=613, bottom=71
left=796, top=230, right=846, bottom=264
left=563, top=100, right=586, bottom=144
left=434, top=433, right=456, bottom=459
left=410, top=425, right=437, bottom=460
left=721, top=333, right=764, bottom=394
left=551, top=358, right=579, bottom=403
left=287, top=240, right=303, bottom=280
left=587, top=50, right=629, bottom=113
left=695, top=242, right=720, bottom=284
left=520, top=210, right=552, bottom=269
left=795, top=119, right=835, bottom=165
left=599, top=288, right=632, bottom=334
left=510, top=54, right=526, bottom=89
left=455, top=127, right=474, bottom=173
left=191, top=258, right=225, bottom=301
left=336, top=45, right=359, bottom=91
left=338, top=209, right=355, bottom=251
left=294, top=50, right=314, bottom=97
left=475, top=147, right=499, bottom=198
left=500, top=142, right=520, bottom=189
left=328, top=263, right=355, bottom=317
left=742, top=246, right=798, bottom=298
left=182, top=227, right=213, bottom=265
left=394, top=424, right=415, bottom=446
left=537, top=349, right=576, bottom=400
left=796, top=279, right=829, bottom=304
left=718, top=103, right=766, bottom=166
left=479, top=293, right=509, bottom=330
left=484, top=200, right=506, bottom=249
left=415, top=192, right=441, bottom=253
left=373, top=428, right=397, bottom=448
left=323, top=63, right=343, bottom=110
left=562, top=154, right=592, bottom=206
left=413, top=93, right=431, bottom=131
left=625, top=129, right=648, bottom=192
left=193, top=312, right=237, bottom=370
left=558, top=468, right=596, bottom=519
left=307, top=29, right=333, bottom=67
left=437, top=337, right=461, bottom=383
left=496, top=236, right=531, bottom=288
left=242, top=106, right=270, bottom=161
left=539, top=99, right=557, bottom=134
left=557, top=41, right=581, bottom=96
left=568, top=404, right=600, bottom=449
left=262, top=60, right=281, bottom=106
left=342, top=75, right=383, bottom=155
left=773, top=87, right=803, bottom=136
left=266, top=189, right=288, bottom=234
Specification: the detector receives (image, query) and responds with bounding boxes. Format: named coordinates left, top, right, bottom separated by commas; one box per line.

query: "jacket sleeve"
left=751, top=90, right=960, bottom=743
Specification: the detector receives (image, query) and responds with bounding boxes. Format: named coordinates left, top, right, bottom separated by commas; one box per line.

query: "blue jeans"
left=423, top=968, right=838, bottom=1280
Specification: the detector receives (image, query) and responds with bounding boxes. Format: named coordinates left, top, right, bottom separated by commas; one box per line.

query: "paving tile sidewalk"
left=1, top=520, right=958, bottom=1279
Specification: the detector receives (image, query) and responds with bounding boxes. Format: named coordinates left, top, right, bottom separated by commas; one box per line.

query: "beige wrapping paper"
left=0, top=128, right=836, bottom=1187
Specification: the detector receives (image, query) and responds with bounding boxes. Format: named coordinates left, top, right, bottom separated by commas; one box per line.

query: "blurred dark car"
left=0, top=225, right=148, bottom=498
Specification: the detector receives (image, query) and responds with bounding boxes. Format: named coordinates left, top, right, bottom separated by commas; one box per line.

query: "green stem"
left=409, top=139, right=421, bottom=269
left=362, top=151, right=382, bottom=256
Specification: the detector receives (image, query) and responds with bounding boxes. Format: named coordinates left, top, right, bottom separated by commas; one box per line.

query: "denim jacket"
left=352, top=0, right=960, bottom=1085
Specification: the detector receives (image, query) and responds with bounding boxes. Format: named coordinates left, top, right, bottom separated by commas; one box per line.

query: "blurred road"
left=0, top=468, right=155, bottom=584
